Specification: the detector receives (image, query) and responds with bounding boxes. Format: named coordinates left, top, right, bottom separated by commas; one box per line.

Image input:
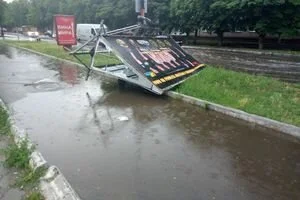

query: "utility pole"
left=135, top=0, right=147, bottom=17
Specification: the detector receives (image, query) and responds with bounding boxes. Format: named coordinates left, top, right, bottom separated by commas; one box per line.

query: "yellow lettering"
left=153, top=80, right=162, bottom=85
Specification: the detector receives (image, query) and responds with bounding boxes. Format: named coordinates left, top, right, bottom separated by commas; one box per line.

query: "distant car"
left=77, top=24, right=108, bottom=42
left=44, top=30, right=53, bottom=37
left=0, top=27, right=7, bottom=32
left=26, top=31, right=39, bottom=37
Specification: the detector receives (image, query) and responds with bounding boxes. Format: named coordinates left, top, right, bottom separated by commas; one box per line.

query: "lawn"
left=176, top=66, right=300, bottom=126
left=2, top=40, right=121, bottom=67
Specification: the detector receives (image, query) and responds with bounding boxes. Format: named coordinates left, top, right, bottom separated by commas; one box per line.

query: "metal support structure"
left=69, top=1, right=204, bottom=95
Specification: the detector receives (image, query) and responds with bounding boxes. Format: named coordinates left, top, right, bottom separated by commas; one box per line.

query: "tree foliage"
left=0, top=0, right=6, bottom=25
left=170, top=0, right=300, bottom=48
left=2, top=0, right=300, bottom=48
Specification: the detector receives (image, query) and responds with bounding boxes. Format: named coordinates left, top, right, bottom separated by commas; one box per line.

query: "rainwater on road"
left=0, top=47, right=300, bottom=200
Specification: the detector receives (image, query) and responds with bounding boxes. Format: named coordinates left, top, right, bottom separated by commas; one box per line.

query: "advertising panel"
left=104, top=36, right=204, bottom=89
left=54, top=15, right=77, bottom=46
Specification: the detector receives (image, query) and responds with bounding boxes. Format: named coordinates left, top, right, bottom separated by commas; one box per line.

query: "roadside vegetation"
left=0, top=106, right=10, bottom=135
left=176, top=66, right=300, bottom=126
left=0, top=106, right=45, bottom=200
left=1, top=0, right=300, bottom=49
left=2, top=40, right=121, bottom=67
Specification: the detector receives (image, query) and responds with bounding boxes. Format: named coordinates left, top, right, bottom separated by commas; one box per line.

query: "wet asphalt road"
left=0, top=47, right=300, bottom=200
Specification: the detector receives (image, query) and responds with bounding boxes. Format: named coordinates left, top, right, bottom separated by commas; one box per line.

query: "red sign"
left=54, top=15, right=77, bottom=46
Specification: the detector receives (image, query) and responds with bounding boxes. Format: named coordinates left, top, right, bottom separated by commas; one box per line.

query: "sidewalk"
left=0, top=136, right=24, bottom=200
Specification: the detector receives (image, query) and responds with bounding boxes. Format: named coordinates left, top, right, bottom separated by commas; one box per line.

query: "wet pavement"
left=0, top=46, right=300, bottom=200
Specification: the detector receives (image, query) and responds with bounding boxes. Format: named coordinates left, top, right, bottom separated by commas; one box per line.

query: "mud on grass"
left=175, top=66, right=300, bottom=126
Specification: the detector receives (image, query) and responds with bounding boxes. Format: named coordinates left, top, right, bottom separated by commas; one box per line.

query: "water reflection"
left=79, top=89, right=300, bottom=200
left=58, top=63, right=80, bottom=85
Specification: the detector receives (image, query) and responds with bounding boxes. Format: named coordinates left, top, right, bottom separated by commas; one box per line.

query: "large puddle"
left=0, top=47, right=299, bottom=200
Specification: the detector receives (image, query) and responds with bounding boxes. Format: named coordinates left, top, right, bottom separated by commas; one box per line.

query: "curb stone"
left=0, top=99, right=81, bottom=200
left=167, top=91, right=300, bottom=139
left=11, top=45, right=121, bottom=81
left=9, top=45, right=300, bottom=138
left=40, top=166, right=81, bottom=200
left=183, top=45, right=300, bottom=58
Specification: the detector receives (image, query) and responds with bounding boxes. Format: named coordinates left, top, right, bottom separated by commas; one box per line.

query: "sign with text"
left=104, top=36, right=204, bottom=89
left=54, top=15, right=77, bottom=46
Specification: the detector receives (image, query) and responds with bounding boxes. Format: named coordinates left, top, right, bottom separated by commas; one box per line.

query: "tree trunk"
left=258, top=34, right=265, bottom=49
left=168, top=26, right=173, bottom=34
left=277, top=34, right=282, bottom=44
left=194, top=29, right=198, bottom=37
left=0, top=26, right=4, bottom=37
left=184, top=30, right=190, bottom=45
left=193, top=29, right=198, bottom=45
left=217, top=32, right=224, bottom=46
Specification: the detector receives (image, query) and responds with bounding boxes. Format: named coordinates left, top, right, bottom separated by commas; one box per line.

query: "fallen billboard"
left=103, top=36, right=205, bottom=89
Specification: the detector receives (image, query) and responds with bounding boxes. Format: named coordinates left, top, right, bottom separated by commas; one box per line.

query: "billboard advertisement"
left=54, top=15, right=77, bottom=46
left=104, top=36, right=204, bottom=89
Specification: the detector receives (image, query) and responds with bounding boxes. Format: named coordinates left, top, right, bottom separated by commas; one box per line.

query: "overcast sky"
left=4, top=0, right=14, bottom=3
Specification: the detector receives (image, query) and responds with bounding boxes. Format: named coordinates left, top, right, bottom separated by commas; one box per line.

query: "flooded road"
left=1, top=47, right=300, bottom=200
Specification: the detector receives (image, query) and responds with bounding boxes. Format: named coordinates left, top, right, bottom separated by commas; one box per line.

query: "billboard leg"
left=118, top=79, right=126, bottom=90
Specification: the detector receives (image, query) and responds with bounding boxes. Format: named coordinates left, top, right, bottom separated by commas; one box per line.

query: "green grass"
left=3, top=136, right=46, bottom=198
left=0, top=105, right=45, bottom=199
left=176, top=66, right=300, bottom=126
left=4, top=138, right=33, bottom=169
left=26, top=191, right=45, bottom=200
left=15, top=167, right=47, bottom=188
left=2, top=40, right=121, bottom=67
left=0, top=106, right=10, bottom=135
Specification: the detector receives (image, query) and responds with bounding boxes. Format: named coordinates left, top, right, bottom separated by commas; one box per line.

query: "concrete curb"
left=9, top=45, right=300, bottom=139
left=0, top=99, right=81, bottom=200
left=183, top=45, right=300, bottom=58
left=10, top=45, right=83, bottom=67
left=167, top=91, right=300, bottom=139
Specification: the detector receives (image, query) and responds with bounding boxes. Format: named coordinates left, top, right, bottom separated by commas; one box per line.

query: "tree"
left=170, top=0, right=240, bottom=46
left=240, top=0, right=300, bottom=49
left=170, top=0, right=200, bottom=36
left=4, top=0, right=30, bottom=28
left=147, top=0, right=172, bottom=31
left=199, top=0, right=241, bottom=46
left=0, top=0, right=6, bottom=24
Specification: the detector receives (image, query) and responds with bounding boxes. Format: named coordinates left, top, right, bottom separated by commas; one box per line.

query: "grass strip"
left=176, top=66, right=300, bottom=126
left=2, top=40, right=121, bottom=67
